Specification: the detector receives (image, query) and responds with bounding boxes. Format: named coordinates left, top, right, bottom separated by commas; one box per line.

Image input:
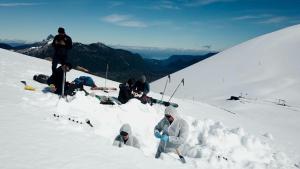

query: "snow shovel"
left=176, top=149, right=186, bottom=164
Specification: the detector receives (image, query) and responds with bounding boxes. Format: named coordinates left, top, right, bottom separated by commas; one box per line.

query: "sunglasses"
left=120, top=131, right=129, bottom=136
left=165, top=114, right=172, bottom=119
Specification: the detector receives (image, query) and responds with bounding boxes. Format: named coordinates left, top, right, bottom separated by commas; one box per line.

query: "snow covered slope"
left=151, top=25, right=300, bottom=165
left=0, top=47, right=298, bottom=169
left=152, top=24, right=300, bottom=105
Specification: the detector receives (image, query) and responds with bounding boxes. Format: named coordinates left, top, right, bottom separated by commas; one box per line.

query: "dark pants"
left=52, top=55, right=67, bottom=74
left=155, top=141, right=167, bottom=158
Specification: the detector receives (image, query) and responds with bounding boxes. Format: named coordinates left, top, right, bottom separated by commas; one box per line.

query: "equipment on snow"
left=176, top=149, right=186, bottom=164
left=21, top=81, right=36, bottom=91
left=160, top=75, right=171, bottom=102
left=104, top=64, right=109, bottom=93
left=86, top=119, right=94, bottom=127
left=53, top=113, right=93, bottom=127
left=150, top=97, right=179, bottom=108
left=60, top=68, right=66, bottom=98
left=33, top=74, right=49, bottom=84
left=91, top=87, right=117, bottom=91
left=82, top=88, right=121, bottom=105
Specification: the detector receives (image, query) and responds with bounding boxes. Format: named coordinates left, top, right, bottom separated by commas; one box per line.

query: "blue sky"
left=0, top=0, right=300, bottom=50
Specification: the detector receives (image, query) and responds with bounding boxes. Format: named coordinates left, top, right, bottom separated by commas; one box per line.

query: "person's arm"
left=168, top=120, right=189, bottom=145
left=113, top=135, right=123, bottom=147
left=143, top=82, right=150, bottom=95
left=66, top=36, right=72, bottom=49
left=52, top=36, right=57, bottom=48
left=132, top=82, right=138, bottom=93
left=154, top=118, right=165, bottom=133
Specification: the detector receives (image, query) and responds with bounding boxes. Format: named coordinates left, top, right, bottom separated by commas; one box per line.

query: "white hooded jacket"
left=154, top=106, right=189, bottom=150
left=113, top=124, right=140, bottom=149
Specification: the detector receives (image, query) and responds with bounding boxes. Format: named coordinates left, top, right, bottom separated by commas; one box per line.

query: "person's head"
left=58, top=27, right=65, bottom=35
left=63, top=63, right=72, bottom=72
left=139, top=75, right=146, bottom=83
left=119, top=123, right=132, bottom=141
left=164, top=106, right=177, bottom=123
left=127, top=78, right=135, bottom=87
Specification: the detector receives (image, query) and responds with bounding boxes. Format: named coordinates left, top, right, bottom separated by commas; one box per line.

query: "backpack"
left=33, top=74, right=50, bottom=84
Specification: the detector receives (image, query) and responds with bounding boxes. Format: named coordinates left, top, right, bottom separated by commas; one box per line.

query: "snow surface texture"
left=0, top=48, right=296, bottom=169
left=152, top=24, right=300, bottom=164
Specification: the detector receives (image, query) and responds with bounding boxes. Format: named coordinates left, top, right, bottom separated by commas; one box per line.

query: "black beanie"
left=58, top=27, right=65, bottom=34
left=65, top=62, right=72, bottom=69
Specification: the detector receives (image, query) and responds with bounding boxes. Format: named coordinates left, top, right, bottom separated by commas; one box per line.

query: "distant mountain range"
left=0, top=43, right=14, bottom=50
left=0, top=35, right=217, bottom=82
left=111, top=45, right=214, bottom=59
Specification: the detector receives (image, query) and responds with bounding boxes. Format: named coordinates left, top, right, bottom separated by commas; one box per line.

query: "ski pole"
left=168, top=78, right=184, bottom=102
left=105, top=64, right=109, bottom=90
left=160, top=75, right=171, bottom=102
left=60, top=66, right=66, bottom=98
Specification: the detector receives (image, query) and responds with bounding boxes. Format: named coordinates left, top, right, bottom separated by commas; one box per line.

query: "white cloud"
left=102, top=14, right=130, bottom=23
left=257, top=16, right=288, bottom=24
left=232, top=15, right=268, bottom=21
left=102, top=14, right=147, bottom=28
left=0, top=3, right=40, bottom=7
left=152, top=1, right=180, bottom=10
left=109, top=1, right=124, bottom=8
left=232, top=14, right=290, bottom=25
left=185, top=0, right=235, bottom=6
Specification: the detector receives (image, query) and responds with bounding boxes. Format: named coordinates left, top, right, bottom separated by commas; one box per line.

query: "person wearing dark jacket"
left=47, top=63, right=80, bottom=96
left=51, top=27, right=72, bottom=73
left=118, top=78, right=135, bottom=104
left=133, top=75, right=150, bottom=96
left=132, top=75, right=150, bottom=104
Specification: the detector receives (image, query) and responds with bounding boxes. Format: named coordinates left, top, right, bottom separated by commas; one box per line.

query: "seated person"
left=113, top=123, right=140, bottom=149
left=132, top=75, right=150, bottom=96
left=132, top=75, right=150, bottom=104
left=73, top=76, right=96, bottom=89
left=72, top=76, right=117, bottom=91
left=118, top=78, right=135, bottom=104
left=47, top=63, right=82, bottom=96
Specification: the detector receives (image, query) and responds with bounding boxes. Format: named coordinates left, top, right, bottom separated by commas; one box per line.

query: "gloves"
left=161, top=135, right=169, bottom=142
left=154, top=130, right=161, bottom=139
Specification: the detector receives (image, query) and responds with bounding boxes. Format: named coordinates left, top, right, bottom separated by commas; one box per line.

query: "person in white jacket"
left=154, top=106, right=189, bottom=158
left=113, top=123, right=140, bottom=149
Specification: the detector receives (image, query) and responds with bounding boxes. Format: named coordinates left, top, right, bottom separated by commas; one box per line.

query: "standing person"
left=51, top=27, right=72, bottom=74
left=154, top=106, right=189, bottom=159
left=113, top=124, right=140, bottom=149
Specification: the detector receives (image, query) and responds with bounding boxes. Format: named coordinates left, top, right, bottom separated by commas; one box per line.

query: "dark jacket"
left=133, top=81, right=150, bottom=95
left=118, top=83, right=134, bottom=104
left=47, top=66, right=65, bottom=94
left=52, top=34, right=72, bottom=56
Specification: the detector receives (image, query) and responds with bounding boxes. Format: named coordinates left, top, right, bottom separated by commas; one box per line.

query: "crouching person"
left=113, top=124, right=140, bottom=149
left=154, top=106, right=189, bottom=160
